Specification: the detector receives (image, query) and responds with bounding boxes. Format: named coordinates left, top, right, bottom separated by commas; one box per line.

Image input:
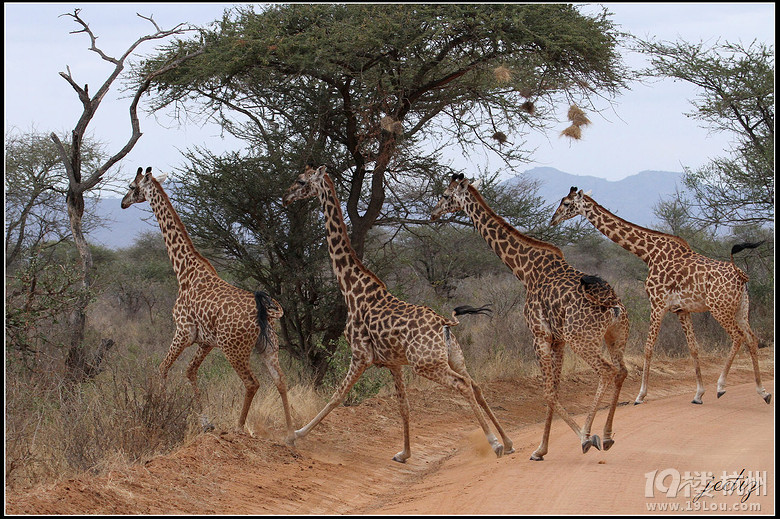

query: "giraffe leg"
left=294, top=353, right=370, bottom=440
left=258, top=345, right=297, bottom=446
left=223, top=348, right=260, bottom=432
left=713, top=293, right=771, bottom=404
left=533, top=337, right=593, bottom=455
left=185, top=343, right=216, bottom=431
left=531, top=346, right=563, bottom=461
left=159, top=326, right=196, bottom=385
left=635, top=305, right=665, bottom=405
left=574, top=340, right=616, bottom=454
left=447, top=334, right=514, bottom=454
left=677, top=312, right=705, bottom=404
left=417, top=363, right=504, bottom=458
left=602, top=316, right=629, bottom=451
left=388, top=365, right=411, bottom=463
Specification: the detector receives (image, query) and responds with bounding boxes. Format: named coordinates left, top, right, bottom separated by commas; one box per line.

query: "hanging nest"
left=380, top=115, right=403, bottom=135
left=560, top=125, right=582, bottom=140
left=567, top=104, right=591, bottom=127
left=491, top=131, right=508, bottom=145
left=520, top=100, right=536, bottom=115
left=560, top=104, right=591, bottom=140
left=493, top=65, right=512, bottom=83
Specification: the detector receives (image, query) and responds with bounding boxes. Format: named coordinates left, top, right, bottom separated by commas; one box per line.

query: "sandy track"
left=5, top=354, right=774, bottom=515
left=360, top=379, right=774, bottom=515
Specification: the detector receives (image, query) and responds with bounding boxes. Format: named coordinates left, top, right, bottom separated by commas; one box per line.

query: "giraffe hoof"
left=199, top=416, right=215, bottom=432
left=603, top=438, right=615, bottom=451
left=392, top=451, right=410, bottom=463
left=633, top=400, right=644, bottom=405
left=717, top=390, right=725, bottom=399
left=493, top=444, right=504, bottom=458
left=530, top=454, right=544, bottom=461
left=691, top=399, right=703, bottom=405
left=582, top=435, right=601, bottom=454
left=764, top=394, right=772, bottom=404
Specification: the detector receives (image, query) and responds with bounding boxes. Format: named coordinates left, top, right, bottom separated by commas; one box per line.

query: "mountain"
left=87, top=168, right=686, bottom=250
left=510, top=167, right=686, bottom=228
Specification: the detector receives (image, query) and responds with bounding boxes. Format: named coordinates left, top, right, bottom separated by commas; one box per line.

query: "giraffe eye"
left=443, top=194, right=451, bottom=200
left=296, top=179, right=306, bottom=186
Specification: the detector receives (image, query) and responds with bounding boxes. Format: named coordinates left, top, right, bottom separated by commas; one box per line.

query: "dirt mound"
left=5, top=353, right=774, bottom=515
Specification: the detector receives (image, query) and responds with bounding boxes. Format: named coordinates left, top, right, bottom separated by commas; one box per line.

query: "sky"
left=4, top=3, right=776, bottom=190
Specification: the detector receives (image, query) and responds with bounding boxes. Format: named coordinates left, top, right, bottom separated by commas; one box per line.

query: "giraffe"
left=550, top=186, right=771, bottom=406
left=431, top=174, right=629, bottom=461
left=282, top=164, right=513, bottom=462
left=121, top=167, right=296, bottom=443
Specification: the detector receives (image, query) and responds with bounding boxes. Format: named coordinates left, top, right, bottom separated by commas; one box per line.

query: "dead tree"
left=50, top=9, right=204, bottom=382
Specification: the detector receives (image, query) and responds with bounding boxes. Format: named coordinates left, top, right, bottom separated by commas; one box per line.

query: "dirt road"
left=5, top=354, right=774, bottom=515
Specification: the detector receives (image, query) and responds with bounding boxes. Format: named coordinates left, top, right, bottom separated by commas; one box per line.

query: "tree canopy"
left=144, top=3, right=629, bottom=250
left=638, top=38, right=774, bottom=229
left=139, top=4, right=631, bottom=381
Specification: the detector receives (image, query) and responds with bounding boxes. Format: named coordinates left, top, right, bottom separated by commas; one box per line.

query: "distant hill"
left=87, top=198, right=159, bottom=250
left=87, top=167, right=687, bottom=250
left=509, top=167, right=686, bottom=228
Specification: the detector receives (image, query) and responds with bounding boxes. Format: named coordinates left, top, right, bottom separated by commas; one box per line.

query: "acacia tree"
left=638, top=39, right=774, bottom=229
left=141, top=4, right=631, bottom=380
left=51, top=9, right=204, bottom=381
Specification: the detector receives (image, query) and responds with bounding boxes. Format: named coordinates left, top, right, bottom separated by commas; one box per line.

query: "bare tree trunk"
left=51, top=9, right=203, bottom=382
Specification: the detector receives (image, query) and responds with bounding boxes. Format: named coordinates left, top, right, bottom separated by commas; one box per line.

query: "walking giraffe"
left=550, top=186, right=771, bottom=405
left=283, top=164, right=513, bottom=462
left=432, top=174, right=629, bottom=460
left=121, top=167, right=296, bottom=443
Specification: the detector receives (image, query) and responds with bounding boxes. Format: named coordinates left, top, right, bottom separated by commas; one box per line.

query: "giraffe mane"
left=468, top=185, right=564, bottom=258
left=585, top=196, right=691, bottom=250
left=151, top=177, right=218, bottom=275
left=322, top=174, right=388, bottom=290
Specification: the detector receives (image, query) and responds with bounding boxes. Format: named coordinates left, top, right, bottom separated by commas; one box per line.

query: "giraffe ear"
left=583, top=189, right=592, bottom=197
left=316, top=165, right=327, bottom=176
left=155, top=171, right=168, bottom=184
left=470, top=178, right=482, bottom=190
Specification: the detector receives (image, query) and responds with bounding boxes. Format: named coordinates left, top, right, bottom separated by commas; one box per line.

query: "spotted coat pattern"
left=282, top=165, right=513, bottom=462
left=121, top=167, right=296, bottom=442
left=432, top=175, right=629, bottom=460
left=550, top=187, right=771, bottom=405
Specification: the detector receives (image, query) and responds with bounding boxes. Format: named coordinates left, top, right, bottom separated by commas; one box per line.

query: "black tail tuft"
left=453, top=303, right=493, bottom=317
left=254, top=291, right=272, bottom=353
left=580, top=274, right=607, bottom=287
left=731, top=240, right=765, bottom=257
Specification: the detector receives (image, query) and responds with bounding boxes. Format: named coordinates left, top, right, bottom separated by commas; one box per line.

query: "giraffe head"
left=121, top=166, right=168, bottom=209
left=549, top=186, right=590, bottom=226
left=431, top=173, right=480, bottom=220
left=283, top=164, right=327, bottom=206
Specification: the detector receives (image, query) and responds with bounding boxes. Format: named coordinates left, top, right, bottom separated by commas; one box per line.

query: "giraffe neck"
left=317, top=174, right=387, bottom=303
left=581, top=196, right=690, bottom=263
left=145, top=180, right=217, bottom=284
left=462, top=186, right=564, bottom=288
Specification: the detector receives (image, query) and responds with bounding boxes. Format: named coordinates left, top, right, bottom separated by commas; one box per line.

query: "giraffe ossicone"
left=550, top=186, right=771, bottom=406
left=121, top=166, right=297, bottom=444
left=283, top=164, right=514, bottom=462
left=432, top=174, right=629, bottom=461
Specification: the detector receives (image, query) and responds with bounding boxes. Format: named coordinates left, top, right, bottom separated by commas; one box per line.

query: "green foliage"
left=638, top=39, right=774, bottom=229
left=5, top=243, right=86, bottom=365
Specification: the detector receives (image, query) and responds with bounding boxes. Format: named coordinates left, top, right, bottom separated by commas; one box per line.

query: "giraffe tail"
left=254, top=291, right=274, bottom=354
left=729, top=241, right=764, bottom=283
left=448, top=303, right=493, bottom=325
